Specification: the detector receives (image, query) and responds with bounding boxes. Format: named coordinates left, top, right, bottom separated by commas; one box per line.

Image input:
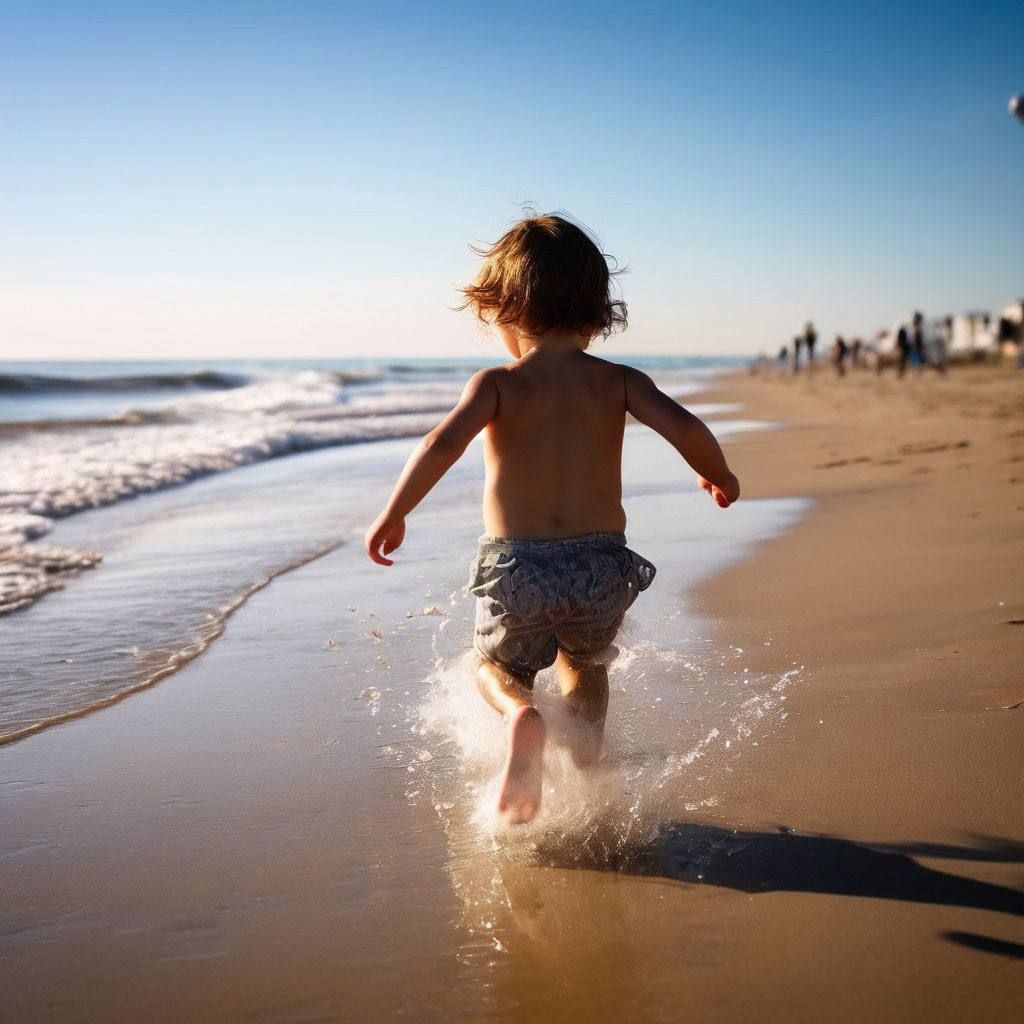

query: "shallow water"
left=0, top=355, right=770, bottom=745
left=0, top=357, right=742, bottom=617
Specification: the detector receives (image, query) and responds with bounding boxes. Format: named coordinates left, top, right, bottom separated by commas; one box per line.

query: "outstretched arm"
left=624, top=367, right=740, bottom=507
left=365, top=369, right=500, bottom=565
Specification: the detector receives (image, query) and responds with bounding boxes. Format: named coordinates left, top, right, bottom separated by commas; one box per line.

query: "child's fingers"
left=364, top=530, right=394, bottom=566
left=713, top=487, right=731, bottom=508
left=368, top=545, right=394, bottom=566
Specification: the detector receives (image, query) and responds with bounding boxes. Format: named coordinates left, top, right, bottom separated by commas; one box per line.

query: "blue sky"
left=2, top=1, right=1022, bottom=359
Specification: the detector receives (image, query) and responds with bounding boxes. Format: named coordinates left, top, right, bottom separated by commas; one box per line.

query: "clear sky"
left=2, top=1, right=1022, bottom=360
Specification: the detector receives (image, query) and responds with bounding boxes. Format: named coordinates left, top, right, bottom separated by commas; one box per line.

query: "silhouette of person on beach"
left=804, top=321, right=817, bottom=367
left=793, top=334, right=804, bottom=372
left=365, top=214, right=740, bottom=825
left=911, top=311, right=926, bottom=371
left=896, top=325, right=911, bottom=377
left=851, top=337, right=862, bottom=369
left=832, top=335, right=848, bottom=376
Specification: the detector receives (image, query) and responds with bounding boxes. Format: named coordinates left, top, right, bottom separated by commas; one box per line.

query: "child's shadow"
left=536, top=823, right=1024, bottom=958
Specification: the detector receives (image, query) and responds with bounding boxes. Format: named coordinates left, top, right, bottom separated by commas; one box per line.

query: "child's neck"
left=504, top=328, right=591, bottom=359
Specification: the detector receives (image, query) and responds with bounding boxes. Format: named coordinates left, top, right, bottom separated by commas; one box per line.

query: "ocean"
left=0, top=355, right=757, bottom=745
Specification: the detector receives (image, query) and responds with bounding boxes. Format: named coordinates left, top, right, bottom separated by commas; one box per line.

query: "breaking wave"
left=0, top=369, right=249, bottom=394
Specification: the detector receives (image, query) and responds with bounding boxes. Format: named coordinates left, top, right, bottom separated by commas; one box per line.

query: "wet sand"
left=2, top=365, right=1022, bottom=1022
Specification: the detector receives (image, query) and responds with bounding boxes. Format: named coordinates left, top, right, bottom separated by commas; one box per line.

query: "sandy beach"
left=2, top=363, right=1022, bottom=1023
left=690, top=363, right=1024, bottom=1018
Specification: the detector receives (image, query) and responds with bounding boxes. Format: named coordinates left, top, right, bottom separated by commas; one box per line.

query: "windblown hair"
left=457, top=214, right=627, bottom=339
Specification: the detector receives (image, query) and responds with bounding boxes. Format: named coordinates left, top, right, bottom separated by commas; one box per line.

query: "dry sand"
left=687, top=362, right=1024, bottom=1019
left=1, top=362, right=1021, bottom=1023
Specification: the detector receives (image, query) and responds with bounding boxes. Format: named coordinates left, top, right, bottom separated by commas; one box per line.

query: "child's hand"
left=365, top=513, right=406, bottom=566
left=698, top=473, right=740, bottom=509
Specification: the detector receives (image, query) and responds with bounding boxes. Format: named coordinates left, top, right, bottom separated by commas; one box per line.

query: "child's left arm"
left=365, top=369, right=499, bottom=565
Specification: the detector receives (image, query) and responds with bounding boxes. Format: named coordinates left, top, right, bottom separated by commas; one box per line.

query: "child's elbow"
left=421, top=428, right=465, bottom=460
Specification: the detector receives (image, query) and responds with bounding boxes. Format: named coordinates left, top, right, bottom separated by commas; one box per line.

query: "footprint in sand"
left=814, top=455, right=872, bottom=469
left=898, top=440, right=971, bottom=456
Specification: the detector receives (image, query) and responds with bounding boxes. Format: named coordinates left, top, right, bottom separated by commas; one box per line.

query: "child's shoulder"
left=577, top=353, right=648, bottom=387
left=578, top=352, right=622, bottom=371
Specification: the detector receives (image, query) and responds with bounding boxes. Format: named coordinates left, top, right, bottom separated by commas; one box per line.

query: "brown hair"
left=457, top=214, right=627, bottom=339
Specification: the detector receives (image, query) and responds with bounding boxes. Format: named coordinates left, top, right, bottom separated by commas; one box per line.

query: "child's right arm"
left=365, top=369, right=499, bottom=565
left=624, top=367, right=740, bottom=508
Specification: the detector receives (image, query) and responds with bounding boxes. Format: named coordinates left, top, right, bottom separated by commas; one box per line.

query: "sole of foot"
left=496, top=707, right=546, bottom=825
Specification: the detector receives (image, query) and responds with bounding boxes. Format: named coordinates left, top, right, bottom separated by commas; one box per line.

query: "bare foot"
left=496, top=707, right=546, bottom=824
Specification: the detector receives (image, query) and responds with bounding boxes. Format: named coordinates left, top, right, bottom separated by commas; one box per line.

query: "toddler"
left=366, top=215, right=740, bottom=824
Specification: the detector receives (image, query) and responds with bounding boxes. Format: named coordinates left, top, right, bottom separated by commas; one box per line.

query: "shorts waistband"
left=477, top=531, right=627, bottom=554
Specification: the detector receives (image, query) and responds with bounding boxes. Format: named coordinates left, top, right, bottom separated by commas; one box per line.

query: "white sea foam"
left=0, top=360, right=735, bottom=614
left=0, top=370, right=464, bottom=613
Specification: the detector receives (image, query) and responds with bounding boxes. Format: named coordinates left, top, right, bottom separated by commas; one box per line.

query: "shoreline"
left=0, top=538, right=346, bottom=748
left=0, top=379, right=761, bottom=743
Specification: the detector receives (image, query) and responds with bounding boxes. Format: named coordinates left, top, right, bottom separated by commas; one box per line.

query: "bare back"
left=482, top=350, right=627, bottom=539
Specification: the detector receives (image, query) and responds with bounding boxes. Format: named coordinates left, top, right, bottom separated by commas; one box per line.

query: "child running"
left=365, top=214, right=740, bottom=824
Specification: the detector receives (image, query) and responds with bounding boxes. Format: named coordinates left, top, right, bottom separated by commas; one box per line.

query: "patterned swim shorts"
left=468, top=532, right=656, bottom=681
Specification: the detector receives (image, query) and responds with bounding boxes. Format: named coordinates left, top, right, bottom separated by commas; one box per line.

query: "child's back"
left=483, top=346, right=627, bottom=539
left=366, top=214, right=739, bottom=825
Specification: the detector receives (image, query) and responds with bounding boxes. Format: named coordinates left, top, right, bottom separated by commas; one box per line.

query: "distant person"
left=793, top=334, right=804, bottom=372
left=872, top=331, right=888, bottom=375
left=804, top=321, right=817, bottom=367
left=911, top=311, right=926, bottom=371
left=778, top=344, right=790, bottom=374
left=896, top=325, right=911, bottom=378
left=832, top=335, right=848, bottom=376
left=365, top=214, right=740, bottom=824
left=851, top=337, right=863, bottom=368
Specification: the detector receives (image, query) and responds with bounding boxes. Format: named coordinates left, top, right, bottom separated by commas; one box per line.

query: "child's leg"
left=476, top=658, right=545, bottom=824
left=555, top=650, right=609, bottom=768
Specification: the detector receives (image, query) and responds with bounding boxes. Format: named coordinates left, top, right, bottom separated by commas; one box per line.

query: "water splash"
left=404, top=633, right=802, bottom=861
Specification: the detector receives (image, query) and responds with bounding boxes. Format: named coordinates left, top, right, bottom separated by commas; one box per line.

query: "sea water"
left=0, top=356, right=755, bottom=744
